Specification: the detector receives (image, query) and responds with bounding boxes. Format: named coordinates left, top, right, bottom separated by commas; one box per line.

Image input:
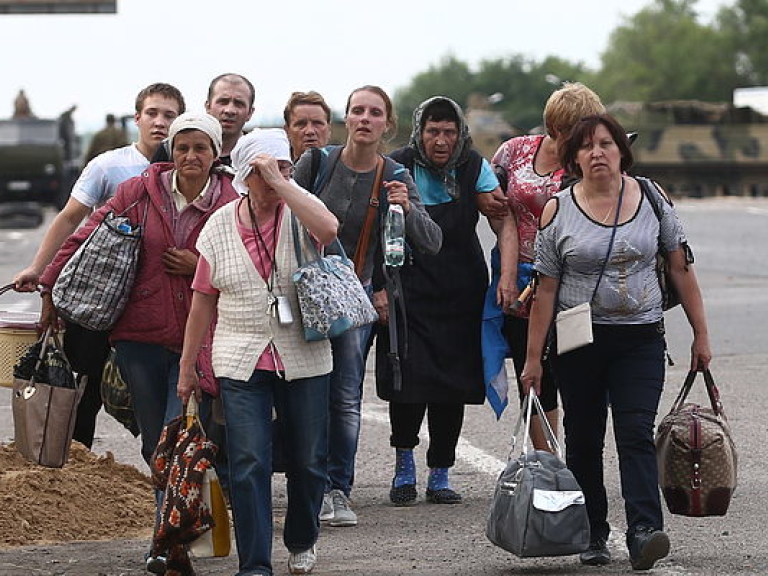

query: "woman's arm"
left=667, top=249, right=712, bottom=371
left=496, top=210, right=520, bottom=311
left=253, top=154, right=338, bottom=246
left=520, top=274, right=559, bottom=396
left=477, top=185, right=509, bottom=220
left=178, top=290, right=219, bottom=403
left=520, top=195, right=560, bottom=395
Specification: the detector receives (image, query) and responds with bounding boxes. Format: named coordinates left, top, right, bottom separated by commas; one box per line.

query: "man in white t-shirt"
left=13, top=82, right=186, bottom=449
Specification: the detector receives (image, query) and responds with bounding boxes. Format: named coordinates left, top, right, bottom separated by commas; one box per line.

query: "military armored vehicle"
left=610, top=101, right=768, bottom=198
left=0, top=116, right=81, bottom=210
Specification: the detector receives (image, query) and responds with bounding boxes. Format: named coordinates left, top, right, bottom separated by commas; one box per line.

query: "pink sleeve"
left=191, top=255, right=219, bottom=295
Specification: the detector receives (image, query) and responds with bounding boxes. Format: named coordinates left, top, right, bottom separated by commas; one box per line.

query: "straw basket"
left=0, top=310, right=39, bottom=388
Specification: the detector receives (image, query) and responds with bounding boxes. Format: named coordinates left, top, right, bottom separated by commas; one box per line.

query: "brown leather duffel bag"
left=656, top=369, right=737, bottom=516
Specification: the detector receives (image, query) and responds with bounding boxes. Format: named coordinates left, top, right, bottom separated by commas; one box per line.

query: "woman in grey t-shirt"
left=521, top=114, right=711, bottom=571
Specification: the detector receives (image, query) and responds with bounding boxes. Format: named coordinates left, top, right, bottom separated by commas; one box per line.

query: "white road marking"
left=362, top=407, right=506, bottom=477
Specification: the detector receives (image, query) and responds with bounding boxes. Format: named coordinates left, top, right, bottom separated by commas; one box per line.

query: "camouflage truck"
left=0, top=116, right=81, bottom=210
left=610, top=101, right=768, bottom=198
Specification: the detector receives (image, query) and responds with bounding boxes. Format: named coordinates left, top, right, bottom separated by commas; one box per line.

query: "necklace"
left=242, top=197, right=280, bottom=290
left=582, top=177, right=624, bottom=224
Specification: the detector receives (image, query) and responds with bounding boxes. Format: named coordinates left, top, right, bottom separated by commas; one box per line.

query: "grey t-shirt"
left=535, top=181, right=686, bottom=324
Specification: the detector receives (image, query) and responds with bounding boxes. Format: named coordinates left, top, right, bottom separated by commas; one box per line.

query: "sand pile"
left=0, top=441, right=154, bottom=548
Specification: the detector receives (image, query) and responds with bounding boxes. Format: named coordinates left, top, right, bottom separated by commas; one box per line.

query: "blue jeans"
left=221, top=370, right=329, bottom=576
left=114, top=340, right=190, bottom=532
left=114, top=341, right=184, bottom=466
left=553, top=323, right=665, bottom=543
left=327, top=321, right=374, bottom=496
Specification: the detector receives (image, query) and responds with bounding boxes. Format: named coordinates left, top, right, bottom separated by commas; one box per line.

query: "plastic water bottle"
left=384, top=203, right=405, bottom=267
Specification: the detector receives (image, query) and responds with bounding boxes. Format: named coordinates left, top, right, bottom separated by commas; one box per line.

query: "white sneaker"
left=319, top=492, right=334, bottom=522
left=328, top=489, right=357, bottom=527
left=289, top=545, right=317, bottom=575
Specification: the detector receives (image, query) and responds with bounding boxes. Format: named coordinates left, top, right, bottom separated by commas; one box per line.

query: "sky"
left=0, top=0, right=728, bottom=132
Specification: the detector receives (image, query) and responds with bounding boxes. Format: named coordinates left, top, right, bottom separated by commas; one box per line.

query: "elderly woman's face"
left=172, top=130, right=216, bottom=179
left=245, top=159, right=293, bottom=195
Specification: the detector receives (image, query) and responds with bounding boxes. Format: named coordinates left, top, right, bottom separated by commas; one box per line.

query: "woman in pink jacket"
left=39, top=112, right=238, bottom=574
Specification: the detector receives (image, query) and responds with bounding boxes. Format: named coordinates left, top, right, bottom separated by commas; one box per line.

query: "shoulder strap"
left=352, top=155, right=385, bottom=278
left=308, top=147, right=322, bottom=193
left=591, top=178, right=625, bottom=301
left=636, top=176, right=667, bottom=222
left=389, top=147, right=415, bottom=172
left=310, top=145, right=343, bottom=195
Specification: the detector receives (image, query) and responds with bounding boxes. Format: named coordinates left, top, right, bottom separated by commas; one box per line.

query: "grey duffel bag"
left=486, top=393, right=590, bottom=557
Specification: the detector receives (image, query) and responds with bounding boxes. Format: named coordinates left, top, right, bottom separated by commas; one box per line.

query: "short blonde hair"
left=543, top=82, right=605, bottom=139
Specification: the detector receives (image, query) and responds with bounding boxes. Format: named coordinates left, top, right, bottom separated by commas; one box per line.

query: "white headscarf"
left=230, top=128, right=292, bottom=195
left=168, top=112, right=223, bottom=158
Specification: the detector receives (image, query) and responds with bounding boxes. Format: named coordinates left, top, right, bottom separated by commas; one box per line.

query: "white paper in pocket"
left=533, top=489, right=586, bottom=512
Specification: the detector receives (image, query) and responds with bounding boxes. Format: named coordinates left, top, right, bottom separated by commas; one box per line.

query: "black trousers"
left=554, top=322, right=665, bottom=542
left=388, top=402, right=464, bottom=468
left=63, top=320, right=110, bottom=449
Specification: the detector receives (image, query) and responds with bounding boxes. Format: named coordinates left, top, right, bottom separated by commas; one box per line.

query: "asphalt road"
left=0, top=198, right=766, bottom=575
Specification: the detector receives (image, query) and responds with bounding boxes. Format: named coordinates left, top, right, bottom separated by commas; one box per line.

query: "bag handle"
left=351, top=155, right=385, bottom=279
left=184, top=395, right=211, bottom=438
left=670, top=369, right=725, bottom=417
left=510, top=391, right=562, bottom=460
left=25, top=326, right=72, bottom=388
left=185, top=395, right=200, bottom=430
left=1, top=283, right=41, bottom=296
left=290, top=214, right=352, bottom=270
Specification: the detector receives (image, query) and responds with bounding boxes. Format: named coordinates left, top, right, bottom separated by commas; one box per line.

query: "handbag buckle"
left=691, top=462, right=702, bottom=489
left=500, top=480, right=519, bottom=495
left=22, top=385, right=36, bottom=400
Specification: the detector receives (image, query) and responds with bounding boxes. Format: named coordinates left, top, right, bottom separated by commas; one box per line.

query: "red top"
left=492, top=134, right=564, bottom=263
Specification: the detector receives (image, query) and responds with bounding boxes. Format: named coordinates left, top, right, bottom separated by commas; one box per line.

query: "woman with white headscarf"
left=40, top=112, right=240, bottom=573
left=178, top=128, right=338, bottom=576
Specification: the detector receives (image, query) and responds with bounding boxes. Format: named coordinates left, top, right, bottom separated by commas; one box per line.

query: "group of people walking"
left=12, top=75, right=711, bottom=576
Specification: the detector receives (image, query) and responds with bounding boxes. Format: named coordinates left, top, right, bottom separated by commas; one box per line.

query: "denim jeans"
left=553, top=323, right=665, bottom=543
left=114, top=341, right=184, bottom=466
left=114, top=340, right=188, bottom=531
left=221, top=370, right=329, bottom=576
left=327, top=321, right=374, bottom=496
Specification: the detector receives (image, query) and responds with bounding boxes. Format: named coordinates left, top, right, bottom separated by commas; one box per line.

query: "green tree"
left=393, top=55, right=474, bottom=129
left=594, top=0, right=739, bottom=102
left=717, top=0, right=768, bottom=85
left=394, top=54, right=593, bottom=132
left=473, top=56, right=593, bottom=130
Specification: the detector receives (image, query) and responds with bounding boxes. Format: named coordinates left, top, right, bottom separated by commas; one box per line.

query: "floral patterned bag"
left=291, top=216, right=378, bottom=341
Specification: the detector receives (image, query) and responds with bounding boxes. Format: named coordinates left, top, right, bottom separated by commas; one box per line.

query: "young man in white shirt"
left=13, top=82, right=185, bottom=449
